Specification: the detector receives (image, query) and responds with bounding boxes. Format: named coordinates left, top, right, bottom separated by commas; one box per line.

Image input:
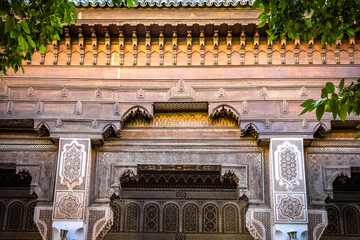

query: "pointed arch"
left=121, top=105, right=153, bottom=124
left=210, top=104, right=240, bottom=125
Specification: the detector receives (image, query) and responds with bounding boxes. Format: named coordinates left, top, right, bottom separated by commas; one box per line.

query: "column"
left=52, top=138, right=91, bottom=239
left=269, top=138, right=308, bottom=239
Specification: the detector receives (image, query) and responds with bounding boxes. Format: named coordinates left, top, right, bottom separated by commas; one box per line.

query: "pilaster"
left=50, top=138, right=112, bottom=240
left=269, top=138, right=308, bottom=240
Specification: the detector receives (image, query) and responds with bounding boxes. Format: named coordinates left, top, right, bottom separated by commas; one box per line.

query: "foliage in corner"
left=0, top=0, right=136, bottom=77
left=253, top=0, right=360, bottom=46
left=300, top=78, right=360, bottom=139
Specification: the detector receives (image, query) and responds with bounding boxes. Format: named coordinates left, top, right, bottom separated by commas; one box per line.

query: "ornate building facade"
left=0, top=0, right=360, bottom=239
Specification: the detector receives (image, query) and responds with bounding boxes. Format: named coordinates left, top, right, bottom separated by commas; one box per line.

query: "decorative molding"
left=167, top=79, right=195, bottom=100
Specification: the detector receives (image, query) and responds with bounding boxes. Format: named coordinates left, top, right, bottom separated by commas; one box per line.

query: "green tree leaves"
left=253, top=0, right=360, bottom=46
left=300, top=79, right=360, bottom=139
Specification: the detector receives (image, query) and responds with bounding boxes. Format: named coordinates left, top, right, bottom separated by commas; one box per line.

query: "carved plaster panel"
left=306, top=150, right=360, bottom=205
left=0, top=150, right=57, bottom=201
left=246, top=207, right=271, bottom=240
left=275, top=193, right=307, bottom=222
left=96, top=151, right=264, bottom=203
left=308, top=209, right=328, bottom=240
left=59, top=139, right=88, bottom=190
left=34, top=206, right=53, bottom=240
left=87, top=206, right=113, bottom=240
left=54, top=191, right=85, bottom=219
left=274, top=140, right=302, bottom=191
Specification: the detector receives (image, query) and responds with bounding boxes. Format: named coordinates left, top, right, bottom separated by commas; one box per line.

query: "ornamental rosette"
left=58, top=193, right=81, bottom=218
left=278, top=196, right=303, bottom=219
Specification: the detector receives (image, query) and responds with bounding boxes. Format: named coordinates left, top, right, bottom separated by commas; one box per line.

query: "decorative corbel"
left=74, top=101, right=83, bottom=115
left=213, top=30, right=219, bottom=65
left=113, top=102, right=120, bottom=116
left=294, top=38, right=300, bottom=64
left=118, top=30, right=125, bottom=65
left=91, top=27, right=98, bottom=65
left=132, top=30, right=138, bottom=65
left=281, top=100, right=288, bottom=114
left=172, top=31, right=178, bottom=65
left=254, top=31, right=260, bottom=64
left=321, top=43, right=327, bottom=64
left=242, top=100, right=248, bottom=114
left=199, top=31, right=205, bottom=65
left=308, top=38, right=314, bottom=64
left=145, top=30, right=151, bottom=65
left=64, top=27, right=71, bottom=65
left=61, top=87, right=68, bottom=97
left=53, top=39, right=58, bottom=65
left=226, top=31, right=232, bottom=64
left=260, top=87, right=267, bottom=98
left=159, top=31, right=164, bottom=65
left=35, top=101, right=44, bottom=114
left=301, top=86, right=308, bottom=96
left=27, top=87, right=35, bottom=97
left=349, top=35, right=355, bottom=64
left=335, top=39, right=341, bottom=64
left=79, top=28, right=85, bottom=65
left=240, top=30, right=246, bottom=65
left=137, top=89, right=144, bottom=99
left=105, top=30, right=111, bottom=65
left=280, top=37, right=286, bottom=64
left=6, top=101, right=14, bottom=114
left=267, top=35, right=273, bottom=64
left=218, top=88, right=225, bottom=97
left=187, top=31, right=192, bottom=65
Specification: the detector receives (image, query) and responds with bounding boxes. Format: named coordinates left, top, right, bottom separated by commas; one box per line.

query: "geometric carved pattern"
left=308, top=209, right=328, bottom=240
left=26, top=202, right=38, bottom=231
left=143, top=203, right=160, bottom=232
left=183, top=203, right=199, bottom=233
left=324, top=205, right=340, bottom=235
left=202, top=204, right=219, bottom=233
left=87, top=206, right=113, bottom=240
left=59, top=140, right=87, bottom=190
left=223, top=204, right=238, bottom=233
left=344, top=206, right=360, bottom=235
left=125, top=203, right=140, bottom=232
left=278, top=195, right=303, bottom=219
left=246, top=208, right=271, bottom=240
left=274, top=140, right=302, bottom=191
left=163, top=203, right=179, bottom=232
left=7, top=201, right=23, bottom=231
left=110, top=201, right=121, bottom=232
left=34, top=206, right=53, bottom=240
left=275, top=193, right=306, bottom=222
left=58, top=192, right=81, bottom=218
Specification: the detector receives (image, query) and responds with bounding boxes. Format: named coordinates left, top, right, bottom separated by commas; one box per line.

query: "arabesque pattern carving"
left=274, top=140, right=302, bottom=191
left=59, top=140, right=87, bottom=190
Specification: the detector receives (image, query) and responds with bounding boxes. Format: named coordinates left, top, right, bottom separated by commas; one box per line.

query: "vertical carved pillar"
left=240, top=30, right=246, bottom=65
left=280, top=38, right=286, bottom=64
left=172, top=31, right=178, bottom=65
left=200, top=31, right=205, bottom=65
left=269, top=138, right=308, bottom=240
left=91, top=28, right=98, bottom=65
left=105, top=31, right=111, bottom=65
left=308, top=39, right=314, bottom=64
left=159, top=31, right=164, bottom=65
left=267, top=35, right=273, bottom=64
left=118, top=30, right=124, bottom=66
left=321, top=44, right=327, bottom=64
left=145, top=30, right=151, bottom=65
left=187, top=31, right=192, bottom=65
left=349, top=36, right=355, bottom=64
left=52, top=138, right=91, bottom=240
left=335, top=39, right=341, bottom=64
left=65, top=27, right=71, bottom=65
left=226, top=31, right=232, bottom=65
left=132, top=30, right=138, bottom=65
left=53, top=39, right=58, bottom=65
left=79, top=28, right=84, bottom=65
left=254, top=31, right=260, bottom=64
left=294, top=38, right=300, bottom=64
left=213, top=31, right=219, bottom=65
